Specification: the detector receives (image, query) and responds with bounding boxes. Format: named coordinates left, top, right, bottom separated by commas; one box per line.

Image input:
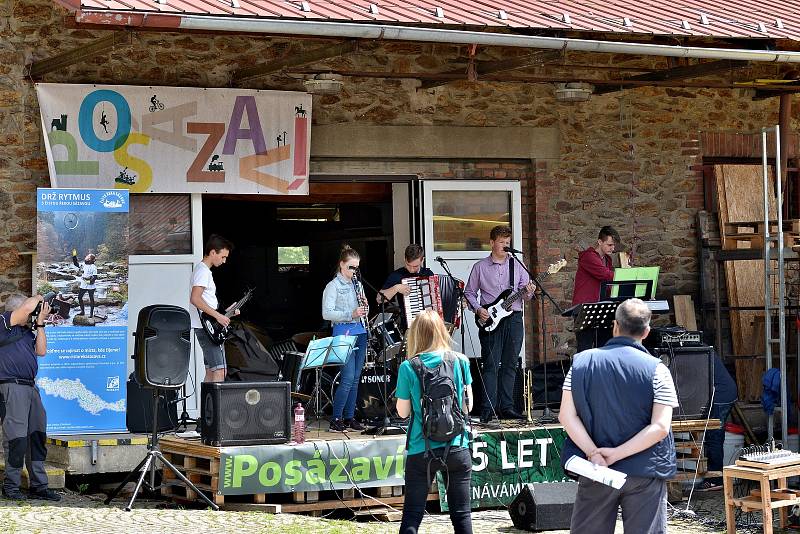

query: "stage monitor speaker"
left=652, top=345, right=714, bottom=420
left=126, top=373, right=178, bottom=433
left=509, top=482, right=577, bottom=531
left=134, top=305, right=191, bottom=390
left=201, top=381, right=291, bottom=446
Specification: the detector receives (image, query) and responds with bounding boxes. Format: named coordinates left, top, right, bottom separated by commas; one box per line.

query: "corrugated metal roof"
left=68, top=0, right=800, bottom=41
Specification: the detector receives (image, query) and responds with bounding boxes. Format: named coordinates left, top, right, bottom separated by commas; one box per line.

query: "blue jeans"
left=707, top=401, right=734, bottom=475
left=332, top=333, right=368, bottom=420
left=478, top=311, right=523, bottom=417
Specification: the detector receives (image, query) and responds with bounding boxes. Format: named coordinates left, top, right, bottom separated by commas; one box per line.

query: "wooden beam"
left=232, top=40, right=358, bottom=83
left=292, top=68, right=800, bottom=93
left=595, top=59, right=749, bottom=95
left=27, top=31, right=133, bottom=78
left=420, top=49, right=562, bottom=89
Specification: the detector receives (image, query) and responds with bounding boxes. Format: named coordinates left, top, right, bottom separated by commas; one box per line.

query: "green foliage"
left=278, top=246, right=310, bottom=265
left=37, top=282, right=57, bottom=295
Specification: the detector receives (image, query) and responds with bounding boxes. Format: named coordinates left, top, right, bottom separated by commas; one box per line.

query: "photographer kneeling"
left=0, top=294, right=60, bottom=501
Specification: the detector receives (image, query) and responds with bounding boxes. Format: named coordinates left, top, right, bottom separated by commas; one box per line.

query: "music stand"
left=571, top=301, right=619, bottom=349
left=301, top=335, right=355, bottom=421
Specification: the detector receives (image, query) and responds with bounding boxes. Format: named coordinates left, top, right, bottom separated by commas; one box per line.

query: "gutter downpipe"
left=103, top=13, right=800, bottom=63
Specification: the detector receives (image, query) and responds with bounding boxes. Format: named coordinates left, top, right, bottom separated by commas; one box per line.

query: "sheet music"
left=564, top=455, right=627, bottom=489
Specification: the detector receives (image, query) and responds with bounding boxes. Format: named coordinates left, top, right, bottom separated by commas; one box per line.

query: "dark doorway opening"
left=201, top=190, right=394, bottom=343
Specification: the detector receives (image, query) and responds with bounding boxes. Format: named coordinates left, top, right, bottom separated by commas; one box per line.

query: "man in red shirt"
left=572, top=226, right=620, bottom=351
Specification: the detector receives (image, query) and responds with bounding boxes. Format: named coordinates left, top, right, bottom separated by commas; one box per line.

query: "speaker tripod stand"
left=105, top=388, right=218, bottom=511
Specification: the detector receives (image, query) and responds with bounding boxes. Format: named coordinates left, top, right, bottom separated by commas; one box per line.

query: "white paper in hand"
left=564, top=455, right=627, bottom=490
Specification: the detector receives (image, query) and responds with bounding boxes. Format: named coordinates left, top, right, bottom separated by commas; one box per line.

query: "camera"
left=31, top=292, right=71, bottom=327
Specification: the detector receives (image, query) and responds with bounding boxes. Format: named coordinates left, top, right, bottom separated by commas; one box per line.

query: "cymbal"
left=292, top=331, right=326, bottom=347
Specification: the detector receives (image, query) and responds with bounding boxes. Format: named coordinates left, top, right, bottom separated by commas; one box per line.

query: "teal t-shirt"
left=395, top=350, right=473, bottom=456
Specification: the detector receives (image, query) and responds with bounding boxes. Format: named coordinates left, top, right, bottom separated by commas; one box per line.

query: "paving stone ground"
left=0, top=488, right=778, bottom=534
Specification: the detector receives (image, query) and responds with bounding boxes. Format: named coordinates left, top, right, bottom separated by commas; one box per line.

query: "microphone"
left=503, top=246, right=524, bottom=254
left=434, top=256, right=447, bottom=264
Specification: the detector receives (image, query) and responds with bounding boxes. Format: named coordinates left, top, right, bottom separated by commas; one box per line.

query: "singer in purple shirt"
left=465, top=225, right=535, bottom=425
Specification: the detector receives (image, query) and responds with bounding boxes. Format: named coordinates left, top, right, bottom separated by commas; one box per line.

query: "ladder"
left=762, top=125, right=787, bottom=445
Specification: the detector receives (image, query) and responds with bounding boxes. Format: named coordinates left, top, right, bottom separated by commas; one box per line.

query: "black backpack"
left=408, top=351, right=469, bottom=458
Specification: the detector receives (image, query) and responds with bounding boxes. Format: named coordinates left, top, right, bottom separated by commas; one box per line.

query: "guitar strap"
left=508, top=256, right=515, bottom=290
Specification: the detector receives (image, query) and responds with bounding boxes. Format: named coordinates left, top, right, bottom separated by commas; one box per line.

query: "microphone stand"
left=435, top=258, right=466, bottom=361
left=507, top=251, right=564, bottom=424
left=357, top=271, right=403, bottom=436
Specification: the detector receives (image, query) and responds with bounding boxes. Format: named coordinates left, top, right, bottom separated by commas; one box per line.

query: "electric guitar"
left=199, top=288, right=254, bottom=345
left=475, top=259, right=567, bottom=333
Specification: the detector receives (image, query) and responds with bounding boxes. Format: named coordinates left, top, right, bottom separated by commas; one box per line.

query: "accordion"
left=401, top=275, right=443, bottom=326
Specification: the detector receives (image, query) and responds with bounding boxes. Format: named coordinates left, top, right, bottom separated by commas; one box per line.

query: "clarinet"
left=352, top=273, right=369, bottom=333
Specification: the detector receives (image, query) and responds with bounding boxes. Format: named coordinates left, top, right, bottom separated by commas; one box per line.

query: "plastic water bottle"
left=293, top=403, right=305, bottom=444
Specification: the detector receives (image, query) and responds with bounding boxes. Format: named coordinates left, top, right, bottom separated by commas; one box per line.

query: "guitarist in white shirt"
left=190, top=234, right=235, bottom=383
left=465, top=225, right=535, bottom=425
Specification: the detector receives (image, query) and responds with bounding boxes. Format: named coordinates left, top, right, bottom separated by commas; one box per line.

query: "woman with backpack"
left=321, top=244, right=369, bottom=433
left=396, top=310, right=473, bottom=534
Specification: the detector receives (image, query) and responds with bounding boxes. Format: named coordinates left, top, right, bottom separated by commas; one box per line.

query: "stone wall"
left=1, top=0, right=798, bottom=362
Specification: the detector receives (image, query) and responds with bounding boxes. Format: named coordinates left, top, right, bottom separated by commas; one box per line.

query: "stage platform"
left=154, top=418, right=719, bottom=515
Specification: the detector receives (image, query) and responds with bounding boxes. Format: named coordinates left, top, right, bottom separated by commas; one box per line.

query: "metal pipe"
left=776, top=124, right=789, bottom=449
left=763, top=127, right=774, bottom=441
left=77, top=12, right=800, bottom=64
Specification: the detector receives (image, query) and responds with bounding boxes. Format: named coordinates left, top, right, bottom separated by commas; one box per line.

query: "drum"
left=330, top=369, right=398, bottom=420
left=371, top=318, right=404, bottom=361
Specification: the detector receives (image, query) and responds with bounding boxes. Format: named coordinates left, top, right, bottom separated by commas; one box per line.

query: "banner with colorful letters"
left=36, top=84, right=311, bottom=195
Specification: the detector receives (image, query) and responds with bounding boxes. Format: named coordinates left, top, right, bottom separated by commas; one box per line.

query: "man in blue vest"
left=559, top=298, right=677, bottom=534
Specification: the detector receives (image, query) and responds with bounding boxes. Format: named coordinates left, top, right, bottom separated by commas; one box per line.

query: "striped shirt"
left=563, top=363, right=679, bottom=407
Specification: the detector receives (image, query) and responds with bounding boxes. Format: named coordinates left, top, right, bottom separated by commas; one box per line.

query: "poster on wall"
left=35, top=84, right=311, bottom=195
left=35, top=188, right=129, bottom=434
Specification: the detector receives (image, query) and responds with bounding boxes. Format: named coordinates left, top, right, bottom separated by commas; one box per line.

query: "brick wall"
left=2, top=0, right=800, bottom=367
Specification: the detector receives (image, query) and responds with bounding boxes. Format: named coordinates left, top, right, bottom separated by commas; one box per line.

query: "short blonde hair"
left=406, top=310, right=452, bottom=358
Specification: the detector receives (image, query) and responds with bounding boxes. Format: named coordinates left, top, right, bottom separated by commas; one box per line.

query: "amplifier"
left=651, top=345, right=714, bottom=420
left=660, top=331, right=703, bottom=347
left=201, top=381, right=291, bottom=446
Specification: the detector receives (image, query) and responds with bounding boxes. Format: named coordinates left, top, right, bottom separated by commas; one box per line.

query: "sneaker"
left=345, top=418, right=364, bottom=431
left=329, top=419, right=348, bottom=432
left=29, top=488, right=61, bottom=502
left=2, top=488, right=26, bottom=501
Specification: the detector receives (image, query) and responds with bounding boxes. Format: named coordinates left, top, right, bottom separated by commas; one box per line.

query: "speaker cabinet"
left=201, top=381, right=291, bottom=446
left=134, top=305, right=191, bottom=389
left=125, top=373, right=178, bottom=433
left=652, top=345, right=714, bottom=420
left=509, top=482, right=577, bottom=531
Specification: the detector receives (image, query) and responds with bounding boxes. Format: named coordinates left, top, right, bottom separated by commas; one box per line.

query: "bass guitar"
left=200, top=288, right=254, bottom=345
left=475, top=259, right=566, bottom=333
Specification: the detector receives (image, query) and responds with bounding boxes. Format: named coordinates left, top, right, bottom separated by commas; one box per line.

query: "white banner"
left=36, top=84, right=311, bottom=195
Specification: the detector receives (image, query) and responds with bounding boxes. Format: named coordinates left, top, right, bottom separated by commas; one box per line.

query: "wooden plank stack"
left=667, top=420, right=721, bottom=501
left=714, top=164, right=775, bottom=402
left=721, top=219, right=800, bottom=250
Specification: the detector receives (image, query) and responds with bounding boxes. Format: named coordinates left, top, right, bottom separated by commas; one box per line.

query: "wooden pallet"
left=158, top=436, right=425, bottom=515
left=673, top=429, right=713, bottom=478
left=721, top=220, right=800, bottom=250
